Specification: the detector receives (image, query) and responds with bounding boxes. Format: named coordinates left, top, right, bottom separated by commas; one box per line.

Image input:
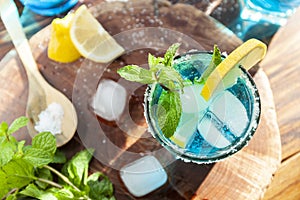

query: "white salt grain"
left=34, top=102, right=64, bottom=135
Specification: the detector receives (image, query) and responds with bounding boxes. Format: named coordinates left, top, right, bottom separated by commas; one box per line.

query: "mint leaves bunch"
left=0, top=117, right=115, bottom=200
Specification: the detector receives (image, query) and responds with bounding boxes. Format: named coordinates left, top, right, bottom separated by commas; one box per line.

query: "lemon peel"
left=201, top=39, right=267, bottom=101
left=70, top=5, right=124, bottom=63
left=48, top=13, right=81, bottom=63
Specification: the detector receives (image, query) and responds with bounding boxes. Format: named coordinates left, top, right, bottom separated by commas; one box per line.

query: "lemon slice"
left=48, top=13, right=81, bottom=63
left=70, top=5, right=124, bottom=63
left=201, top=39, right=267, bottom=101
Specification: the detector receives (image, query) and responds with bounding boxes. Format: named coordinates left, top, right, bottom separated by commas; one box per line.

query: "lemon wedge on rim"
left=70, top=5, right=124, bottom=63
left=201, top=39, right=267, bottom=101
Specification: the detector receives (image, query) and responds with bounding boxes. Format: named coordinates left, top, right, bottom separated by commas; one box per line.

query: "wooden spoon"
left=0, top=0, right=78, bottom=147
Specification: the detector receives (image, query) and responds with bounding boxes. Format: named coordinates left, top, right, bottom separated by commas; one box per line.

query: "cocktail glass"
left=229, top=0, right=300, bottom=40
left=144, top=51, right=261, bottom=164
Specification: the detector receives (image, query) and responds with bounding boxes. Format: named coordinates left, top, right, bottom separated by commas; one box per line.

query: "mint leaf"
left=23, top=148, right=53, bottom=167
left=0, top=122, right=8, bottom=137
left=157, top=90, right=182, bottom=137
left=45, top=188, right=75, bottom=200
left=20, top=184, right=58, bottom=200
left=200, top=45, right=222, bottom=83
left=52, top=150, right=67, bottom=164
left=117, top=65, right=156, bottom=84
left=62, top=149, right=94, bottom=189
left=148, top=53, right=164, bottom=70
left=22, top=132, right=56, bottom=167
left=0, top=158, right=35, bottom=197
left=157, top=64, right=184, bottom=91
left=49, top=187, right=76, bottom=199
left=32, top=132, right=56, bottom=155
left=0, top=169, right=8, bottom=197
left=0, top=139, right=16, bottom=167
left=19, top=184, right=45, bottom=199
left=7, top=117, right=28, bottom=135
left=163, top=43, right=180, bottom=67
left=87, top=172, right=114, bottom=200
left=54, top=186, right=86, bottom=199
left=14, top=140, right=25, bottom=159
left=87, top=172, right=102, bottom=182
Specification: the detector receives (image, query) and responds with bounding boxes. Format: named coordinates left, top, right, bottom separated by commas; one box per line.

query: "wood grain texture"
left=0, top=0, right=281, bottom=199
left=262, top=152, right=300, bottom=200
left=260, top=7, right=300, bottom=200
left=260, top=7, right=300, bottom=160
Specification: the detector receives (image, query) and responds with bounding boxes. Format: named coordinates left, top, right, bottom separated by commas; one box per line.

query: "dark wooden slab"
left=0, top=0, right=281, bottom=199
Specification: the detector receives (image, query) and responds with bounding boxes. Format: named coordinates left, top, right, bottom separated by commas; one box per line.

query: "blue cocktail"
left=144, top=51, right=261, bottom=164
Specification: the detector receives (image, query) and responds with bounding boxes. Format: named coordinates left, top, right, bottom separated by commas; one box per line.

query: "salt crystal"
left=120, top=156, right=167, bottom=197
left=91, top=79, right=127, bottom=121
left=34, top=102, right=64, bottom=135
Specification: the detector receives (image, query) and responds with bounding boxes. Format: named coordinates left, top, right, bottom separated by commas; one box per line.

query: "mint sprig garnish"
left=117, top=43, right=183, bottom=92
left=117, top=43, right=183, bottom=138
left=199, top=45, right=222, bottom=83
left=157, top=90, right=182, bottom=138
left=0, top=117, right=115, bottom=200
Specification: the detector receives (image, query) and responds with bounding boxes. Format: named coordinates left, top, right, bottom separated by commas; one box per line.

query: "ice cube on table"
left=210, top=91, right=249, bottom=137
left=180, top=84, right=208, bottom=113
left=120, top=156, right=167, bottom=197
left=197, top=115, right=231, bottom=148
left=91, top=79, right=127, bottom=121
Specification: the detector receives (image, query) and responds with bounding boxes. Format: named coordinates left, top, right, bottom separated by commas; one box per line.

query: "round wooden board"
left=0, top=0, right=281, bottom=199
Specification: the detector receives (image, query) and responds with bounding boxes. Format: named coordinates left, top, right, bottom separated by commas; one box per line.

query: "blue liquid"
left=229, top=0, right=300, bottom=41
left=246, top=0, right=300, bottom=14
left=145, top=52, right=260, bottom=163
left=184, top=79, right=253, bottom=159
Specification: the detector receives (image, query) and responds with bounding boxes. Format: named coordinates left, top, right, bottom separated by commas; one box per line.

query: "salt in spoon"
left=0, top=0, right=78, bottom=147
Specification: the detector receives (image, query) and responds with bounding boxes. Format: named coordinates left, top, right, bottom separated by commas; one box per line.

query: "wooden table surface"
left=0, top=1, right=299, bottom=199
left=259, top=7, right=300, bottom=200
